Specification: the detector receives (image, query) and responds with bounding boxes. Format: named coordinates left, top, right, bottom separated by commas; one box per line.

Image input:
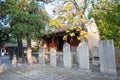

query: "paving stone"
left=0, top=64, right=120, bottom=80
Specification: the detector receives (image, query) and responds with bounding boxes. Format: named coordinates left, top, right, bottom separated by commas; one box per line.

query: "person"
left=0, top=48, right=6, bottom=56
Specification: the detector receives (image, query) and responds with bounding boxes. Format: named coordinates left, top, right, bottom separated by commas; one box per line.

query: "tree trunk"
left=26, top=38, right=32, bottom=64
left=17, top=36, right=24, bottom=58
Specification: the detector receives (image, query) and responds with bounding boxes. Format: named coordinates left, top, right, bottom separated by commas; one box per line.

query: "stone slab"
left=63, top=43, right=72, bottom=69
left=78, top=42, right=90, bottom=70
left=99, top=40, right=117, bottom=76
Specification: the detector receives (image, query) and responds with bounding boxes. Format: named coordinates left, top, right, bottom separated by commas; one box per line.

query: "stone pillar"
left=99, top=40, right=117, bottom=76
left=50, top=48, right=57, bottom=66
left=63, top=43, right=72, bottom=68
left=78, top=42, right=90, bottom=70
left=12, top=54, right=17, bottom=67
left=38, top=46, right=45, bottom=65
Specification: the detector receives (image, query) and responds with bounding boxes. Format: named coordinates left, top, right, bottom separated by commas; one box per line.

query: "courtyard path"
left=0, top=64, right=120, bottom=80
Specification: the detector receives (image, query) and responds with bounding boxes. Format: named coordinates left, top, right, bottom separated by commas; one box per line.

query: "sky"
left=44, top=0, right=92, bottom=18
left=45, top=0, right=60, bottom=16
left=45, top=3, right=55, bottom=16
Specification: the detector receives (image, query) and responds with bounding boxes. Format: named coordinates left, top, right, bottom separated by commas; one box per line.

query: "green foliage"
left=48, top=0, right=88, bottom=41
left=32, top=46, right=39, bottom=52
left=90, top=1, right=120, bottom=47
left=0, top=0, right=49, bottom=40
left=0, top=0, right=50, bottom=59
left=0, top=28, right=10, bottom=45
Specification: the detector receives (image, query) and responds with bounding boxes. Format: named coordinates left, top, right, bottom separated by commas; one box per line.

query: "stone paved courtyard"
left=0, top=64, right=120, bottom=80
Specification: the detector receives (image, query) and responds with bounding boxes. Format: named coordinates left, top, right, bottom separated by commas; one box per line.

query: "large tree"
left=89, top=0, right=120, bottom=47
left=0, top=0, right=49, bottom=64
left=47, top=0, right=91, bottom=41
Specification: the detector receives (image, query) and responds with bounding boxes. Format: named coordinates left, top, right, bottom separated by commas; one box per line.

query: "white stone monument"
left=86, top=18, right=100, bottom=62
left=78, top=41, right=90, bottom=70
left=50, top=48, right=57, bottom=66
left=63, top=43, right=72, bottom=69
left=91, top=47, right=99, bottom=65
left=99, top=40, right=117, bottom=76
left=12, top=54, right=17, bottom=68
left=38, top=46, right=45, bottom=65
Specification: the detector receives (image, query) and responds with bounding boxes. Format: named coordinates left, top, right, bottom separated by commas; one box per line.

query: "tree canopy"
left=89, top=0, right=120, bottom=47
left=0, top=0, right=48, bottom=41
left=0, top=0, right=49, bottom=60
left=48, top=0, right=89, bottom=41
